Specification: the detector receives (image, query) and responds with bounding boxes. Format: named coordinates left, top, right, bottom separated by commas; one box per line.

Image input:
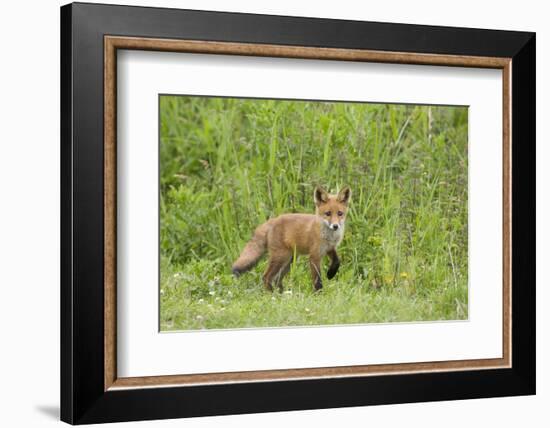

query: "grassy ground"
left=159, top=96, right=468, bottom=331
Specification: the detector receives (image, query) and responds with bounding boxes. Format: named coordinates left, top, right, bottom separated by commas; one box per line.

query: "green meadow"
left=159, top=95, right=468, bottom=331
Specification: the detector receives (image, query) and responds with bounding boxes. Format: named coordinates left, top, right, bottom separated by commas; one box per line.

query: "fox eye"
left=324, top=211, right=331, bottom=216
left=337, top=211, right=344, bottom=217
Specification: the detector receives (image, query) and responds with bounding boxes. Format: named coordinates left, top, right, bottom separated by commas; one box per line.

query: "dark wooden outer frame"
left=61, top=2, right=535, bottom=424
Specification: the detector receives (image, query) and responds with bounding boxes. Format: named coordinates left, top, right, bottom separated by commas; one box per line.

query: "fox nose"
left=331, top=224, right=339, bottom=230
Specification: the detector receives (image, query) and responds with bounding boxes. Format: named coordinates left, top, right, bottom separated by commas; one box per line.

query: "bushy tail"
left=232, top=222, right=270, bottom=276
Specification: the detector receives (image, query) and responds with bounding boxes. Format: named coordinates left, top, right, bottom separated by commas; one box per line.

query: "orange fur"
left=232, top=186, right=351, bottom=291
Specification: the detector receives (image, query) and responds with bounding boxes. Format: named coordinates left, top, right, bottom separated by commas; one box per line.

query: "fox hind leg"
left=263, top=253, right=291, bottom=292
left=273, top=257, right=292, bottom=293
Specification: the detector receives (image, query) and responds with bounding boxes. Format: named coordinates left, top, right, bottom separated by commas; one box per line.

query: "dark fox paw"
left=327, top=264, right=339, bottom=279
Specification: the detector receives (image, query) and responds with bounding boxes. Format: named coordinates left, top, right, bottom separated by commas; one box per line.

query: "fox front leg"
left=309, top=254, right=323, bottom=291
left=326, top=249, right=340, bottom=280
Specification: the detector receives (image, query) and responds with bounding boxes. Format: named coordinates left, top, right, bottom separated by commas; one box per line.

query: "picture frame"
left=60, top=2, right=535, bottom=424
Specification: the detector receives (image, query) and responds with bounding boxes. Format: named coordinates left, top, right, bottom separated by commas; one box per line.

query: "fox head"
left=314, top=186, right=352, bottom=231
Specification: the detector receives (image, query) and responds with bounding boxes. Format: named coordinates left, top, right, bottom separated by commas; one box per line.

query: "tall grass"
left=160, top=95, right=468, bottom=331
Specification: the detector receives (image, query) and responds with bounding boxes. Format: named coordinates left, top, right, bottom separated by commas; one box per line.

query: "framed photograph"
left=60, top=2, right=535, bottom=424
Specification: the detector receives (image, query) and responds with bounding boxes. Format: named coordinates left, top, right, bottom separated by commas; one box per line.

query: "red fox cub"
left=232, top=186, right=351, bottom=292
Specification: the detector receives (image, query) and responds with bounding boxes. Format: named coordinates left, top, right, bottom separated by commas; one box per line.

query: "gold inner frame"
left=104, top=35, right=512, bottom=391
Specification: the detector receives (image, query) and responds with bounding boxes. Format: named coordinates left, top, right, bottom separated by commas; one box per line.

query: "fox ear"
left=314, top=186, right=329, bottom=206
left=337, top=186, right=351, bottom=204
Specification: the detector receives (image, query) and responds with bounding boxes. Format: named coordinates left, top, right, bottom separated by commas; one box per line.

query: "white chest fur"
left=319, top=224, right=344, bottom=256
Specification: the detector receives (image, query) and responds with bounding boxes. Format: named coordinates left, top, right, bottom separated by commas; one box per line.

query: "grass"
left=159, top=95, right=468, bottom=331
